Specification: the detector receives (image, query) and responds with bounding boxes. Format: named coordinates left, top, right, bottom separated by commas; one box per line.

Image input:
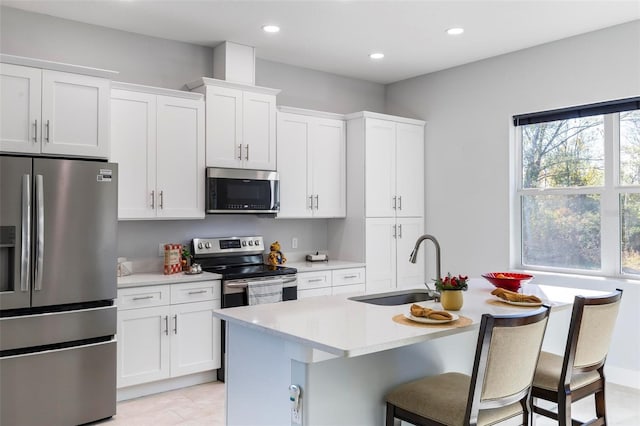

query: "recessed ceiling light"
left=446, top=27, right=464, bottom=36
left=262, top=25, right=280, bottom=33
left=369, top=52, right=384, bottom=60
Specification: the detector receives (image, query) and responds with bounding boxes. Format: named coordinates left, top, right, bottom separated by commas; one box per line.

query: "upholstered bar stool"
left=385, top=307, right=551, bottom=426
left=531, top=289, right=623, bottom=426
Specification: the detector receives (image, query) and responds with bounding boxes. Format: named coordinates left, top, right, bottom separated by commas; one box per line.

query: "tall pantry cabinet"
left=328, top=112, right=426, bottom=294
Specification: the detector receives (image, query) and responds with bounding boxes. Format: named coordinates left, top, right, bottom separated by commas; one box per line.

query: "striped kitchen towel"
left=248, top=278, right=284, bottom=305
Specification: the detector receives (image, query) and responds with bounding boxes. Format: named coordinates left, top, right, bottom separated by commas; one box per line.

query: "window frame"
left=512, top=111, right=640, bottom=279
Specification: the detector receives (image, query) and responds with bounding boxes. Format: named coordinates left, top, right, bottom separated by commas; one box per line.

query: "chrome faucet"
left=409, top=234, right=442, bottom=300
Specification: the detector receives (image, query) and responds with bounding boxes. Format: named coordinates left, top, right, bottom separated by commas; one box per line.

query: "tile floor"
left=97, top=381, right=639, bottom=425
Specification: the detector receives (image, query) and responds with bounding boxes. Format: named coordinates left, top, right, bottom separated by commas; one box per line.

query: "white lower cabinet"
left=116, top=281, right=221, bottom=388
left=365, top=217, right=424, bottom=293
left=331, top=268, right=366, bottom=295
left=297, top=270, right=332, bottom=299
left=296, top=267, right=365, bottom=299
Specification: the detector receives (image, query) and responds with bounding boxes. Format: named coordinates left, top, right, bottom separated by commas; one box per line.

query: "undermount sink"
left=349, top=289, right=439, bottom=306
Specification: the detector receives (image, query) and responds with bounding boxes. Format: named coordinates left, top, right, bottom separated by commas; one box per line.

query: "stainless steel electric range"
left=191, top=235, right=297, bottom=381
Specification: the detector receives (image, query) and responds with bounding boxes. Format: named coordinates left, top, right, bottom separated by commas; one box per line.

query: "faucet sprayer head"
left=409, top=248, right=418, bottom=264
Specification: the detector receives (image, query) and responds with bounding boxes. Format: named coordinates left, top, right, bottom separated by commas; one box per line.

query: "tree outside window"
left=516, top=105, right=640, bottom=277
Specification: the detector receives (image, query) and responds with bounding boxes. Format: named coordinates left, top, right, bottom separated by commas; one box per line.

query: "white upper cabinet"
left=110, top=89, right=157, bottom=219
left=110, top=83, right=205, bottom=220
left=187, top=78, right=280, bottom=171
left=1, top=59, right=113, bottom=159
left=0, top=63, right=41, bottom=154
left=365, top=119, right=397, bottom=217
left=395, top=123, right=425, bottom=217
left=277, top=108, right=346, bottom=218
left=365, top=117, right=424, bottom=218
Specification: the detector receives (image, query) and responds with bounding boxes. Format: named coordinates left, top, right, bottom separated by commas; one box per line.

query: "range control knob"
left=254, top=240, right=260, bottom=246
left=198, top=242, right=204, bottom=249
left=205, top=242, right=212, bottom=249
left=242, top=241, right=247, bottom=247
left=248, top=241, right=254, bottom=246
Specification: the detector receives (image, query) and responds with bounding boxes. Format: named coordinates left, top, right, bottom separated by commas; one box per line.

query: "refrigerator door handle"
left=34, top=174, right=45, bottom=292
left=20, top=174, right=31, bottom=292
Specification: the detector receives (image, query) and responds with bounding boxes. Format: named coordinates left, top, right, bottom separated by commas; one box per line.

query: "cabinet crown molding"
left=345, top=111, right=425, bottom=126
left=278, top=106, right=346, bottom=121
left=186, top=77, right=281, bottom=96
left=0, top=53, right=119, bottom=79
left=112, top=81, right=204, bottom=100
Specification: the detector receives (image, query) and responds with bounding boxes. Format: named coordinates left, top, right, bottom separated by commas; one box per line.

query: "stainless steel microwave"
left=205, top=168, right=280, bottom=214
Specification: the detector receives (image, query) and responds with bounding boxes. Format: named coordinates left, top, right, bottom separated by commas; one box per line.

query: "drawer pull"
left=307, top=278, right=325, bottom=283
left=343, top=275, right=358, bottom=279
left=188, top=290, right=208, bottom=295
left=132, top=295, right=154, bottom=301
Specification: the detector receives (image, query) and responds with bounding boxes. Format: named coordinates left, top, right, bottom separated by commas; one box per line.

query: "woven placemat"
left=392, top=314, right=473, bottom=328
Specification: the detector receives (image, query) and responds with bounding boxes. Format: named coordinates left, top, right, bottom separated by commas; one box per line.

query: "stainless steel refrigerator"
left=1, top=155, right=118, bottom=425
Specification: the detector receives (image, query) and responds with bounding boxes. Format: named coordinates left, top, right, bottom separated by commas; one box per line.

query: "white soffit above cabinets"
left=3, top=0, right=639, bottom=84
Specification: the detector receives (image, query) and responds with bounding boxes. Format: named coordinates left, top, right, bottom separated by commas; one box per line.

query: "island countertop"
left=213, top=278, right=607, bottom=359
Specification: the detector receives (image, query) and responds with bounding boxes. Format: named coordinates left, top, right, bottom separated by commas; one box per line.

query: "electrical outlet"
left=292, top=237, right=298, bottom=249
left=292, top=405, right=302, bottom=424
left=291, top=396, right=302, bottom=424
left=158, top=243, right=165, bottom=257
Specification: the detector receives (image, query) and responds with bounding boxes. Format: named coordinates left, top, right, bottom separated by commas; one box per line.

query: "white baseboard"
left=117, top=370, right=218, bottom=401
left=606, top=365, right=640, bottom=390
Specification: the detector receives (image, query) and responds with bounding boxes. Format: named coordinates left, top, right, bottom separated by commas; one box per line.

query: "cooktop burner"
left=191, top=236, right=297, bottom=280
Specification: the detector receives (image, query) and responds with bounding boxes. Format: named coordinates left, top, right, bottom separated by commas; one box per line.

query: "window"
left=513, top=98, right=640, bottom=278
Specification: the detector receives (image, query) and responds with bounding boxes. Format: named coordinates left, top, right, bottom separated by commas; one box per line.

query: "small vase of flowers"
left=434, top=273, right=469, bottom=310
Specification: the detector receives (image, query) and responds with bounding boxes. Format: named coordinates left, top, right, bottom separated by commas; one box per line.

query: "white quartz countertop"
left=214, top=278, right=609, bottom=359
left=286, top=259, right=365, bottom=272
left=117, top=271, right=222, bottom=288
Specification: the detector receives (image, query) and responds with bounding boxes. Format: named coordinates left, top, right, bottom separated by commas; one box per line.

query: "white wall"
left=257, top=58, right=385, bottom=114
left=0, top=6, right=386, bottom=265
left=385, top=20, right=640, bottom=386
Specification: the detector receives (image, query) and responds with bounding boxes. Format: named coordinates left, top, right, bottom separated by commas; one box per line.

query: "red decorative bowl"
left=481, top=272, right=534, bottom=292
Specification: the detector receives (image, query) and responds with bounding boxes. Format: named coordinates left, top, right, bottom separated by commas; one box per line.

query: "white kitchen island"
left=213, top=279, right=608, bottom=426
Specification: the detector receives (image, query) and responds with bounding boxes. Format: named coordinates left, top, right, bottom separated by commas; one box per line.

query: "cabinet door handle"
left=398, top=224, right=403, bottom=238
left=173, top=315, right=178, bottom=334
left=238, top=144, right=243, bottom=160
left=150, top=190, right=155, bottom=209
left=393, top=224, right=397, bottom=239
left=159, top=190, right=164, bottom=209
left=245, top=144, right=250, bottom=161
left=308, top=278, right=325, bottom=283
left=343, top=275, right=358, bottom=279
left=33, top=120, right=38, bottom=142
left=188, top=290, right=208, bottom=295
left=308, top=195, right=313, bottom=210
left=398, top=196, right=402, bottom=210
left=164, top=315, right=169, bottom=336
left=392, top=196, right=397, bottom=210
left=132, top=295, right=154, bottom=301
left=314, top=194, right=319, bottom=210
left=45, top=120, right=50, bottom=143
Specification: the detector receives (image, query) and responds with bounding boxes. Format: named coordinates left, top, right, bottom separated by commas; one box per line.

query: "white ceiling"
left=4, top=0, right=640, bottom=84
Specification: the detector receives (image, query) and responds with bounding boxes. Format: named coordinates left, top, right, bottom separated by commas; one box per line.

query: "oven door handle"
left=225, top=277, right=293, bottom=289
left=225, top=282, right=248, bottom=289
